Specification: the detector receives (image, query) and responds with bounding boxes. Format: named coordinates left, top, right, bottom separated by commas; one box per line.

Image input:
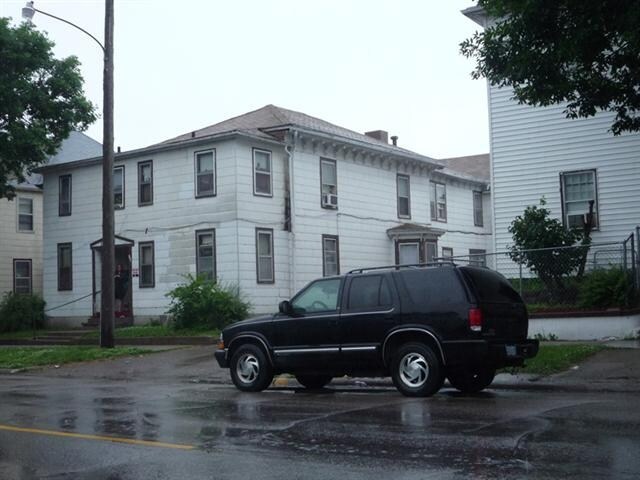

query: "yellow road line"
left=0, top=424, right=195, bottom=450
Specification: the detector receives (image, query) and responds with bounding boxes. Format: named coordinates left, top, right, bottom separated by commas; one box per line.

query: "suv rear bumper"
left=443, top=339, right=539, bottom=367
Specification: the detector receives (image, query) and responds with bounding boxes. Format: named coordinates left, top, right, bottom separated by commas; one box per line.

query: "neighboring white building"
left=0, top=181, right=43, bottom=299
left=1, top=132, right=101, bottom=301
left=464, top=7, right=640, bottom=270
left=39, top=105, right=491, bottom=325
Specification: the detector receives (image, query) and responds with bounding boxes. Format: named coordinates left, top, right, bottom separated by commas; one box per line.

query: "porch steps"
left=82, top=316, right=134, bottom=328
left=34, top=329, right=95, bottom=344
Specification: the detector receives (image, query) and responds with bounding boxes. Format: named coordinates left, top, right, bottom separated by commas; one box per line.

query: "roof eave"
left=461, top=5, right=488, bottom=27
left=36, top=130, right=284, bottom=173
left=269, top=125, right=442, bottom=170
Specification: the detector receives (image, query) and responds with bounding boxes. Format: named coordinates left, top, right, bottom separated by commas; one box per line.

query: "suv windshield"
left=292, top=278, right=341, bottom=313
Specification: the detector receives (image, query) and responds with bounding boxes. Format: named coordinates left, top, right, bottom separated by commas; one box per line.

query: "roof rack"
left=347, top=261, right=456, bottom=275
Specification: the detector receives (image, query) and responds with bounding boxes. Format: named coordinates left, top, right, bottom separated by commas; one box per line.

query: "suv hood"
left=225, top=314, right=275, bottom=330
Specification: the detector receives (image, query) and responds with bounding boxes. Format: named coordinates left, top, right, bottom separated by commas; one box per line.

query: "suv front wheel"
left=391, top=342, right=444, bottom=397
left=229, top=344, right=274, bottom=392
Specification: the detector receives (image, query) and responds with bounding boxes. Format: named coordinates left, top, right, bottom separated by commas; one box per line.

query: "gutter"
left=35, top=130, right=285, bottom=173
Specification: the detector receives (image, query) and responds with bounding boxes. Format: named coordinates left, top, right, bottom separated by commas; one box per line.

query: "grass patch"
left=0, top=346, right=152, bottom=369
left=520, top=344, right=605, bottom=376
left=81, top=325, right=219, bottom=339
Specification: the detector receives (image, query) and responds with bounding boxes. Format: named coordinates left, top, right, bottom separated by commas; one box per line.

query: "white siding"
left=489, top=86, right=640, bottom=271
left=42, top=135, right=492, bottom=320
left=0, top=191, right=43, bottom=297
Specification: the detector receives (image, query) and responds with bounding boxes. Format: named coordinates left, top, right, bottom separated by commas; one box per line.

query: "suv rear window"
left=460, top=267, right=522, bottom=303
left=398, top=268, right=467, bottom=310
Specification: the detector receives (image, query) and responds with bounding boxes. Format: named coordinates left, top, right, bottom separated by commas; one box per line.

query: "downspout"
left=285, top=131, right=298, bottom=297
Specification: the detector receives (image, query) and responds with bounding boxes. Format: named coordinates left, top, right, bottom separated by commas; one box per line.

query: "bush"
left=166, top=275, right=250, bottom=330
left=0, top=293, right=46, bottom=333
left=577, top=267, right=635, bottom=310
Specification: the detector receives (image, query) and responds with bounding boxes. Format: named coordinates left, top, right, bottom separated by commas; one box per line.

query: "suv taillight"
left=469, top=308, right=482, bottom=332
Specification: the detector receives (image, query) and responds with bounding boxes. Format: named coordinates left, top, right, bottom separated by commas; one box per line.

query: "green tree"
left=0, top=18, right=96, bottom=199
left=508, top=198, right=586, bottom=295
left=461, top=1, right=640, bottom=135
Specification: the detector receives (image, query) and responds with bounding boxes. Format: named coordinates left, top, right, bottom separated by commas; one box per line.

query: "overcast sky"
left=2, top=0, right=487, bottom=159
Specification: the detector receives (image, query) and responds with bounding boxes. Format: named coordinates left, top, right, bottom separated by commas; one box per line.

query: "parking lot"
left=1, top=346, right=639, bottom=479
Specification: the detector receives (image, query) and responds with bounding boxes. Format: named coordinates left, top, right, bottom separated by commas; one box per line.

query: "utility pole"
left=100, top=0, right=115, bottom=348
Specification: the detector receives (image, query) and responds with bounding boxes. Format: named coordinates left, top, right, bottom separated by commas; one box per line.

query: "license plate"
left=506, top=345, right=517, bottom=357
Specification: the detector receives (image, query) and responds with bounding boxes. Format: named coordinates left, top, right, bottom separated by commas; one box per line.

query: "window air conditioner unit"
left=322, top=193, right=338, bottom=208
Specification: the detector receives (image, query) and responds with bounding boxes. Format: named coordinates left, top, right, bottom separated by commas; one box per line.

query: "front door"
left=92, top=244, right=133, bottom=319
left=272, top=278, right=342, bottom=372
left=397, top=241, right=420, bottom=265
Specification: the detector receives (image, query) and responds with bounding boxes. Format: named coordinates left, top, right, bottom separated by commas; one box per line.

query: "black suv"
left=215, top=263, right=539, bottom=397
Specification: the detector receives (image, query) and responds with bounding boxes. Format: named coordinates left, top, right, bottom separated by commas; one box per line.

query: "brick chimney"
left=365, top=130, right=389, bottom=144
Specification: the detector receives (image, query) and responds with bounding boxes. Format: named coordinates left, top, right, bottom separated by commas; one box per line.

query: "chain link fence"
left=440, top=234, right=637, bottom=314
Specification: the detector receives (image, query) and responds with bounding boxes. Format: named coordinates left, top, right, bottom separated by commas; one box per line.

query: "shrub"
left=0, top=293, right=46, bottom=333
left=166, top=275, right=250, bottom=330
left=577, top=267, right=635, bottom=310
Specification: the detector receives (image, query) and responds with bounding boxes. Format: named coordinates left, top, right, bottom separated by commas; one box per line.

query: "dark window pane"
left=399, top=197, right=410, bottom=216
left=380, top=277, right=392, bottom=306
left=197, top=173, right=214, bottom=195
left=19, top=215, right=33, bottom=231
left=140, top=184, right=152, bottom=203
left=255, top=172, right=270, bottom=194
left=348, top=276, right=382, bottom=309
left=141, top=265, right=153, bottom=285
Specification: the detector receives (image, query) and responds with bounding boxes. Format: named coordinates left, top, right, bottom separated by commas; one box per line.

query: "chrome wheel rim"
left=236, top=353, right=259, bottom=384
left=399, top=353, right=429, bottom=388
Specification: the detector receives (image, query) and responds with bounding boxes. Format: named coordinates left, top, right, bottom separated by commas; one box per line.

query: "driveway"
left=0, top=346, right=639, bottom=479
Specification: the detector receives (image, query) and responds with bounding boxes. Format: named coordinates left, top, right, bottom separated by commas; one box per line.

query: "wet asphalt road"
left=1, top=347, right=639, bottom=479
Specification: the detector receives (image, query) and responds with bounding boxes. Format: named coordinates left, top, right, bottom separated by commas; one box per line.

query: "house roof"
left=436, top=153, right=490, bottom=183
left=162, top=104, right=391, bottom=148
left=47, top=131, right=102, bottom=166
left=159, top=104, right=439, bottom=166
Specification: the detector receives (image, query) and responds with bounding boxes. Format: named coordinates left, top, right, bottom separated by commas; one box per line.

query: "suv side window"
left=292, top=278, right=341, bottom=314
left=347, top=275, right=393, bottom=310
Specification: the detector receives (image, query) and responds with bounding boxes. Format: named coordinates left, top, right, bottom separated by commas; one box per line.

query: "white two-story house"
left=39, top=105, right=491, bottom=325
left=464, top=6, right=640, bottom=273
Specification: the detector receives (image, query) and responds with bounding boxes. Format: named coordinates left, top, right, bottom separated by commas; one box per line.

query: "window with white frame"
left=139, top=241, right=155, bottom=288
left=469, top=249, right=487, bottom=267
left=253, top=148, right=272, bottom=196
left=195, top=150, right=215, bottom=197
left=320, top=158, right=338, bottom=208
left=13, top=259, right=32, bottom=294
left=322, top=235, right=340, bottom=276
left=256, top=228, right=274, bottom=283
left=196, top=229, right=216, bottom=281
left=138, top=160, right=153, bottom=206
left=473, top=191, right=483, bottom=227
left=561, top=170, right=598, bottom=229
left=430, top=182, right=447, bottom=222
left=59, top=175, right=71, bottom=216
left=397, top=174, right=411, bottom=218
left=113, top=166, right=125, bottom=209
left=442, top=247, right=453, bottom=259
left=18, top=197, right=33, bottom=232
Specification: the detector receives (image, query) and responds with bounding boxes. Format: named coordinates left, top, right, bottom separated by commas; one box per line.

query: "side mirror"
left=278, top=300, right=293, bottom=315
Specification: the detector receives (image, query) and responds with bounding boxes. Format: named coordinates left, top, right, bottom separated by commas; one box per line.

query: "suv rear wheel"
left=447, top=365, right=496, bottom=394
left=230, top=344, right=273, bottom=392
left=391, top=342, right=444, bottom=397
left=295, top=375, right=333, bottom=390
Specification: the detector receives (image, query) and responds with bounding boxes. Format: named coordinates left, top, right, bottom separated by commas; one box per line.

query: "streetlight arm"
left=25, top=5, right=105, bottom=52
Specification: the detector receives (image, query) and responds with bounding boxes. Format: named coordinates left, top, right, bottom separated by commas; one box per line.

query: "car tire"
left=391, top=342, right=443, bottom=397
left=447, top=365, right=496, bottom=394
left=295, top=375, right=333, bottom=390
left=229, top=344, right=273, bottom=392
